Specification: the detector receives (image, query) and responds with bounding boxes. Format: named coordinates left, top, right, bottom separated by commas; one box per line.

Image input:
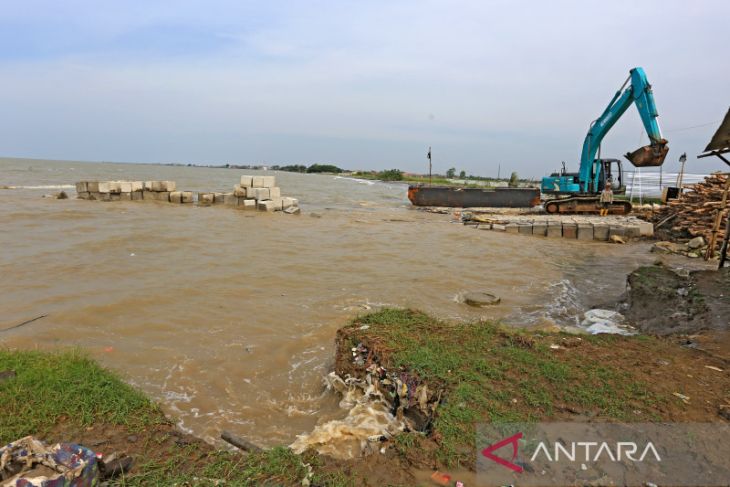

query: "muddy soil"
left=622, top=264, right=729, bottom=336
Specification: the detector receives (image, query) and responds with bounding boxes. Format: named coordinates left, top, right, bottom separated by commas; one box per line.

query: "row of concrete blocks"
left=76, top=180, right=175, bottom=194
left=239, top=175, right=276, bottom=188
left=233, top=185, right=282, bottom=200
left=478, top=220, right=653, bottom=241
left=200, top=192, right=299, bottom=211
left=77, top=190, right=298, bottom=211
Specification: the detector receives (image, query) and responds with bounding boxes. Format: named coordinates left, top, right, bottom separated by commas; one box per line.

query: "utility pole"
left=497, top=164, right=501, bottom=180
left=427, top=147, right=432, bottom=186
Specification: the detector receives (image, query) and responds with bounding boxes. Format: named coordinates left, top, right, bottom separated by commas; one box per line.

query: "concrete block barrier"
left=74, top=176, right=300, bottom=214
left=505, top=223, right=519, bottom=234
left=562, top=222, right=577, bottom=239
left=547, top=222, right=562, bottom=238
left=577, top=223, right=593, bottom=241
left=593, top=223, right=609, bottom=241
left=518, top=223, right=533, bottom=235
left=532, top=222, right=547, bottom=236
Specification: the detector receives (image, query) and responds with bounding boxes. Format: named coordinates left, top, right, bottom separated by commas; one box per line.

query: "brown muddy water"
left=1, top=157, right=660, bottom=447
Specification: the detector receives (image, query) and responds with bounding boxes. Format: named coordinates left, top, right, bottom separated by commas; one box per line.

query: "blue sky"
left=0, top=0, right=728, bottom=176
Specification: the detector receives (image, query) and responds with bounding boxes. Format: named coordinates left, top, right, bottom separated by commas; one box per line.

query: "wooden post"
left=706, top=177, right=730, bottom=260
left=719, top=209, right=730, bottom=269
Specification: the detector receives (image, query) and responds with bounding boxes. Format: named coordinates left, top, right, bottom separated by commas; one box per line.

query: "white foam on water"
left=289, top=372, right=405, bottom=460
left=4, top=184, right=75, bottom=189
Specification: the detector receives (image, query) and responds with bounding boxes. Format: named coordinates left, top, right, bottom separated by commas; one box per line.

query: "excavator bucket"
left=624, top=140, right=669, bottom=167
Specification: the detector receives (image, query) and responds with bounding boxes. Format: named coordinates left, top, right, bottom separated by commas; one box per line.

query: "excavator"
left=541, top=67, right=669, bottom=214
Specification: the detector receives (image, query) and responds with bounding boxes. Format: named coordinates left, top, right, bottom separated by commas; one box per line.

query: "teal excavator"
left=541, top=67, right=669, bottom=214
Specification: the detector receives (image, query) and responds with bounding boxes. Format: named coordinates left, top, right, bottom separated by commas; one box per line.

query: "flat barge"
left=407, top=185, right=540, bottom=208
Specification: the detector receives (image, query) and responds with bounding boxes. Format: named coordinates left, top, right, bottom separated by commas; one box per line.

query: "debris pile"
left=653, top=173, right=729, bottom=251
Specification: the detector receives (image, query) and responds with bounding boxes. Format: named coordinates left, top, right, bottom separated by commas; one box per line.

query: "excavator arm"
left=579, top=67, right=668, bottom=192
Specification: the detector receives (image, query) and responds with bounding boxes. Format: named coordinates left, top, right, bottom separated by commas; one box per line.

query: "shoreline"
left=3, top=267, right=729, bottom=485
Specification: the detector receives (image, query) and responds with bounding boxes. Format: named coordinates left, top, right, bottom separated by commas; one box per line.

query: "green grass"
left=0, top=349, right=162, bottom=442
left=351, top=309, right=662, bottom=468
left=0, top=349, right=355, bottom=486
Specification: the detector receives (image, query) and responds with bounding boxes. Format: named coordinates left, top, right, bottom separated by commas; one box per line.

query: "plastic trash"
left=0, top=436, right=98, bottom=486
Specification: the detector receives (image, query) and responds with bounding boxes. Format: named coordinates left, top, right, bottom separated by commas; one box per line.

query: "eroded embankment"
left=303, top=308, right=730, bottom=476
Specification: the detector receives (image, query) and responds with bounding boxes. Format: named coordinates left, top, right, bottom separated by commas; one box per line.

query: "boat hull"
left=407, top=185, right=540, bottom=208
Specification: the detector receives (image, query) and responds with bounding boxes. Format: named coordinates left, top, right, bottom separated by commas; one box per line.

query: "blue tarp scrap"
left=0, top=436, right=98, bottom=487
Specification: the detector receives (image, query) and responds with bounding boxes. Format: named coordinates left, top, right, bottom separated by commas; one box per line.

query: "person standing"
left=599, top=182, right=614, bottom=216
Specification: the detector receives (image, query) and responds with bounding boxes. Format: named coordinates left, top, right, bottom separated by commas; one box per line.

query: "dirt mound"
left=622, top=264, right=730, bottom=335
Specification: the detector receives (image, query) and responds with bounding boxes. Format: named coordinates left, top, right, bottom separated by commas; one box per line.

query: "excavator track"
left=544, top=197, right=632, bottom=215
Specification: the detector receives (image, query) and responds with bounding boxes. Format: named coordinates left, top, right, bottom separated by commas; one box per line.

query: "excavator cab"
left=596, top=158, right=626, bottom=195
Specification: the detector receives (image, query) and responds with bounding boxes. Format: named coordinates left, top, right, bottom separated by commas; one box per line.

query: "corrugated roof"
left=704, top=108, right=730, bottom=153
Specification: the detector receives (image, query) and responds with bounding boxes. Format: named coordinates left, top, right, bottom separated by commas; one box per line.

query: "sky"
left=0, top=0, right=728, bottom=177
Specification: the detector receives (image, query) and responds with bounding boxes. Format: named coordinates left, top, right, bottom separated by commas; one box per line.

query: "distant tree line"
left=272, top=163, right=344, bottom=174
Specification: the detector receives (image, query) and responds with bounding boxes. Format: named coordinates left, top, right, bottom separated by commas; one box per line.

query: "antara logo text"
left=481, top=432, right=661, bottom=473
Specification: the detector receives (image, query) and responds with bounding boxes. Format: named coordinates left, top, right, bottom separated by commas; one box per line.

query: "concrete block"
left=181, top=191, right=194, bottom=203
left=491, top=224, right=506, bottom=232
left=119, top=192, right=132, bottom=201
left=77, top=191, right=90, bottom=199
left=240, top=175, right=254, bottom=187
left=257, top=200, right=276, bottom=212
left=86, top=182, right=99, bottom=192
left=98, top=192, right=111, bottom=202
left=157, top=191, right=170, bottom=202
left=270, top=197, right=284, bottom=211
left=269, top=187, right=281, bottom=199
left=624, top=226, right=639, bottom=239
left=131, top=191, right=143, bottom=201
left=170, top=191, right=183, bottom=203
left=233, top=185, right=248, bottom=197
left=119, top=182, right=133, bottom=193
left=224, top=193, right=237, bottom=205
left=518, top=223, right=533, bottom=235
left=577, top=223, right=594, bottom=241
left=637, top=221, right=654, bottom=237
left=532, top=223, right=547, bottom=236
left=238, top=198, right=257, bottom=210
left=198, top=192, right=214, bottom=205
left=505, top=223, right=519, bottom=234
left=213, top=192, right=226, bottom=204
left=144, top=181, right=155, bottom=191
left=252, top=176, right=265, bottom=187
left=110, top=193, right=121, bottom=201
left=131, top=181, right=144, bottom=192
left=261, top=176, right=276, bottom=188
left=142, top=190, right=154, bottom=200
left=250, top=187, right=270, bottom=200
left=478, top=223, right=493, bottom=230
left=608, top=225, right=625, bottom=239
left=547, top=222, right=562, bottom=238
left=109, top=182, right=122, bottom=194
left=281, top=197, right=296, bottom=210
left=593, top=223, right=609, bottom=241
left=97, top=182, right=112, bottom=193
left=562, top=222, right=577, bottom=239
left=151, top=181, right=176, bottom=192
left=75, top=182, right=87, bottom=193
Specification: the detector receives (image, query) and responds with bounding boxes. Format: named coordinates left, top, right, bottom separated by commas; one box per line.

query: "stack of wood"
left=653, top=173, right=729, bottom=248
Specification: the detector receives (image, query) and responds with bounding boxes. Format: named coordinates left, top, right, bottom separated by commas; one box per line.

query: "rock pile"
left=652, top=173, right=729, bottom=251
left=75, top=176, right=300, bottom=213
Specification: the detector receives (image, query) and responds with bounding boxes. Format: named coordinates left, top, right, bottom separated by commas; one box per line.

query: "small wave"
left=3, top=184, right=75, bottom=189
left=332, top=176, right=376, bottom=186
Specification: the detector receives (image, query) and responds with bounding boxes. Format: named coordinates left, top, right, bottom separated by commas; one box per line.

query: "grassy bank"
left=338, top=309, right=730, bottom=470
left=2, top=309, right=728, bottom=485
left=0, top=349, right=350, bottom=486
